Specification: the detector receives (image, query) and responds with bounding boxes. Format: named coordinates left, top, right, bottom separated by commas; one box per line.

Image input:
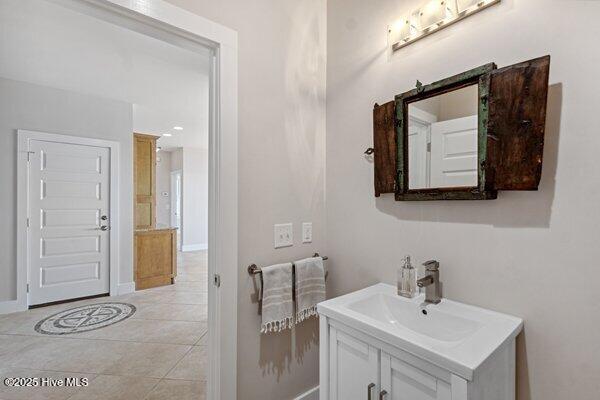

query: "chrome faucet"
left=417, top=260, right=442, bottom=304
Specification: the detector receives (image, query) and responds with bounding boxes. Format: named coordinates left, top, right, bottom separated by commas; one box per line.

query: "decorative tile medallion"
left=34, top=302, right=136, bottom=335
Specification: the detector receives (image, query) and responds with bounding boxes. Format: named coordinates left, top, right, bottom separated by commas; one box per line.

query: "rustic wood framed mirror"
left=372, top=55, right=551, bottom=201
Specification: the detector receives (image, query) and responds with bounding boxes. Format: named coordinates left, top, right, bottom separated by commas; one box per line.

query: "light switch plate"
left=302, top=222, right=312, bottom=243
left=274, top=223, right=293, bottom=248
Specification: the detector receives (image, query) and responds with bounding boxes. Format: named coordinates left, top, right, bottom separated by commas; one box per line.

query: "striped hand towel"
left=294, top=257, right=326, bottom=323
left=261, top=262, right=294, bottom=333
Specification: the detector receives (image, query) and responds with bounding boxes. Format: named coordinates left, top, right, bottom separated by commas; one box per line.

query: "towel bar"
left=247, top=253, right=328, bottom=276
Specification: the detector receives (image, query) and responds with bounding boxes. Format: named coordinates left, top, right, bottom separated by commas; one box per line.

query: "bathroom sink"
left=317, top=283, right=523, bottom=380
left=347, top=292, right=482, bottom=342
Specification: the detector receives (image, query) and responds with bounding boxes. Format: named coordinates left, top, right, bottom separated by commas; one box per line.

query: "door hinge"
left=26, top=218, right=30, bottom=228
left=427, top=142, right=431, bottom=152
left=26, top=284, right=29, bottom=293
left=213, top=274, right=221, bottom=288
left=26, top=151, right=35, bottom=162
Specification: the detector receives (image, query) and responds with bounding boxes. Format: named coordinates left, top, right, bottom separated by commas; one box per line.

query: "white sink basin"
left=317, top=283, right=523, bottom=380
left=347, top=292, right=483, bottom=342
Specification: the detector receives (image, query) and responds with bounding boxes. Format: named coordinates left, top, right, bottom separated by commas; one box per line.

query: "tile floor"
left=0, top=251, right=208, bottom=400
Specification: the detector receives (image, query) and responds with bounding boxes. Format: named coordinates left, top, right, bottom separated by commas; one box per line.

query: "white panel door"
left=329, top=327, right=380, bottom=400
left=28, top=140, right=110, bottom=305
left=430, top=115, right=478, bottom=188
left=380, top=352, right=451, bottom=400
left=408, top=118, right=430, bottom=190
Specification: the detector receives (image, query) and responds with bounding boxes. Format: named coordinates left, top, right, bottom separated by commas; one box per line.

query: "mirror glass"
left=407, top=84, right=479, bottom=190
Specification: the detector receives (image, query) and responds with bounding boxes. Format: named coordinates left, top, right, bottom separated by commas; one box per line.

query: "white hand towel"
left=294, top=257, right=326, bottom=323
left=260, top=262, right=294, bottom=333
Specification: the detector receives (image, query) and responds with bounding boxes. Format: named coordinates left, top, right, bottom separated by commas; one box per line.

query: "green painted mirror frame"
left=395, top=63, right=497, bottom=201
left=371, top=55, right=551, bottom=201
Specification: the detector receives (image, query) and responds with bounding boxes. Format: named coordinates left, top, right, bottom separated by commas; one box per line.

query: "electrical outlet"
left=274, top=223, right=293, bottom=248
left=302, top=222, right=312, bottom=243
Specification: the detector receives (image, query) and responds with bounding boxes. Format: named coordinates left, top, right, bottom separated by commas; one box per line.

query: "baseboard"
left=0, top=299, right=26, bottom=315
left=293, top=386, right=319, bottom=400
left=181, top=243, right=208, bottom=252
left=117, top=282, right=136, bottom=295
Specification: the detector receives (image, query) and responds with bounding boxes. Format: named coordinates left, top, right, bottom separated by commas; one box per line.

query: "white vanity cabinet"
left=380, top=352, right=452, bottom=400
left=328, top=328, right=379, bottom=400
left=318, top=284, right=523, bottom=400
left=325, top=321, right=458, bottom=400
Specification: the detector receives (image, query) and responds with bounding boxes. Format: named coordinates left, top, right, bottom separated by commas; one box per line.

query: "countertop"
left=135, top=224, right=178, bottom=233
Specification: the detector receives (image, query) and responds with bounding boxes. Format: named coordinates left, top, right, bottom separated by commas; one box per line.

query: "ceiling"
left=0, top=0, right=210, bottom=150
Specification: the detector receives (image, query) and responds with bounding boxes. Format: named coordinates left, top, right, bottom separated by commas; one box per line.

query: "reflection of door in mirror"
left=408, top=108, right=437, bottom=189
left=408, top=84, right=479, bottom=190
left=430, top=115, right=478, bottom=188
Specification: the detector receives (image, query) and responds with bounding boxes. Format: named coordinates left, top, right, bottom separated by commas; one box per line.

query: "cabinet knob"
left=367, top=383, right=376, bottom=400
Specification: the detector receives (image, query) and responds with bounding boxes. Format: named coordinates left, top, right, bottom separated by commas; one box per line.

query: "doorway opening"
left=3, top=0, right=238, bottom=399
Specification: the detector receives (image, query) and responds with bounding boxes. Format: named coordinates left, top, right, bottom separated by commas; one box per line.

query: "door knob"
left=100, top=226, right=110, bottom=231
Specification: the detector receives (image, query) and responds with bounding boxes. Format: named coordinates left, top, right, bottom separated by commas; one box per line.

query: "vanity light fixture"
left=456, top=0, right=495, bottom=14
left=390, top=18, right=411, bottom=44
left=389, top=0, right=501, bottom=51
left=162, top=133, right=172, bottom=137
left=173, top=126, right=183, bottom=130
left=419, top=0, right=454, bottom=31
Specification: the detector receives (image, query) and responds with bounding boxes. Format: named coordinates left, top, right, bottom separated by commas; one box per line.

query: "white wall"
left=170, top=148, right=183, bottom=171
left=182, top=147, right=208, bottom=250
left=327, top=1, right=600, bottom=400
left=0, top=77, right=133, bottom=301
left=164, top=1, right=326, bottom=399
left=156, top=150, right=172, bottom=226
left=437, top=84, right=478, bottom=121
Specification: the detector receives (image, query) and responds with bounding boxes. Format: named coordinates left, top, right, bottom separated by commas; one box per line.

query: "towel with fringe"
left=260, top=262, right=294, bottom=333
left=294, top=257, right=326, bottom=324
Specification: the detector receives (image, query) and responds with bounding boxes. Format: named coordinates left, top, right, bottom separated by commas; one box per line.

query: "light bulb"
left=456, top=0, right=487, bottom=14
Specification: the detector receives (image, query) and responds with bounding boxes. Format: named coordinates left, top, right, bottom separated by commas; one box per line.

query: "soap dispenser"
left=398, top=256, right=417, bottom=298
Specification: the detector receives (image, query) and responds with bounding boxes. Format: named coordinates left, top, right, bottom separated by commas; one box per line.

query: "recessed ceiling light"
left=173, top=126, right=183, bottom=130
left=162, top=133, right=172, bottom=137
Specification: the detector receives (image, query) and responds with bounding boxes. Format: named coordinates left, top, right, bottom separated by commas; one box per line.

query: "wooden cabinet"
left=135, top=228, right=177, bottom=290
left=134, top=133, right=157, bottom=229
left=133, top=132, right=177, bottom=290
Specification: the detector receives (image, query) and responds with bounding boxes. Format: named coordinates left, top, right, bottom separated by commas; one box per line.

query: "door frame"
left=170, top=169, right=182, bottom=250
left=17, top=130, right=121, bottom=305
left=42, top=1, right=240, bottom=400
